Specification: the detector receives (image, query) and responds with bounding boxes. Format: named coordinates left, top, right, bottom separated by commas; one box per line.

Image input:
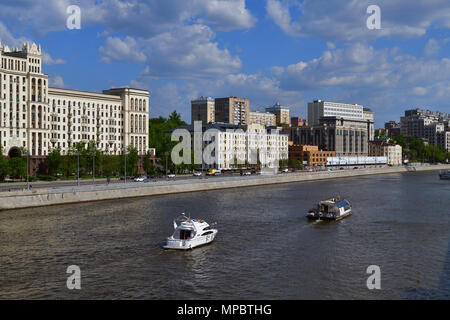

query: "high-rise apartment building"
left=0, top=41, right=149, bottom=161
left=266, top=103, right=290, bottom=125
left=191, top=96, right=215, bottom=124
left=214, top=97, right=250, bottom=125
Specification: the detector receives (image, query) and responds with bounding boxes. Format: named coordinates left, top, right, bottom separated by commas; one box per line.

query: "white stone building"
left=308, top=100, right=365, bottom=126
left=0, top=41, right=149, bottom=161
left=180, top=123, right=289, bottom=170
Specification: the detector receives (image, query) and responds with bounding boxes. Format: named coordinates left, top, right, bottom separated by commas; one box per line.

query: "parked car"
left=243, top=171, right=251, bottom=176
left=207, top=169, right=222, bottom=176
left=134, top=176, right=147, bottom=182
left=193, top=171, right=202, bottom=177
left=281, top=168, right=289, bottom=173
left=167, top=174, right=176, bottom=178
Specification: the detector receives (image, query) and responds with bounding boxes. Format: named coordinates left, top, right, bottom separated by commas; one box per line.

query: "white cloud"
left=195, top=0, right=257, bottom=31
left=266, top=0, right=450, bottom=41
left=0, top=21, right=27, bottom=48
left=0, top=0, right=256, bottom=37
left=49, top=75, right=65, bottom=88
left=131, top=24, right=242, bottom=79
left=42, top=52, right=66, bottom=65
left=99, top=36, right=146, bottom=63
left=423, top=39, right=440, bottom=57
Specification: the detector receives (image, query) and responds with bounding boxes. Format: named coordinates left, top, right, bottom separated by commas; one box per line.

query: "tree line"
left=391, top=134, right=449, bottom=163
left=0, top=142, right=157, bottom=181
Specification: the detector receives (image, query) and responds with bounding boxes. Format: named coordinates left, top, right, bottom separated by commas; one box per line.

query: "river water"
left=0, top=171, right=449, bottom=299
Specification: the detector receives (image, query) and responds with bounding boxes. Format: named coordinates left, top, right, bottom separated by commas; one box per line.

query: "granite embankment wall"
left=1, top=165, right=449, bottom=211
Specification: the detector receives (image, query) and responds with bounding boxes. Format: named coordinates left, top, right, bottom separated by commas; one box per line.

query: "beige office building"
left=249, top=111, right=276, bottom=126
left=369, top=141, right=403, bottom=166
left=0, top=41, right=149, bottom=161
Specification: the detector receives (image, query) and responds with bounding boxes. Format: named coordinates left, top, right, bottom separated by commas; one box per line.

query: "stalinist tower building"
left=0, top=41, right=149, bottom=165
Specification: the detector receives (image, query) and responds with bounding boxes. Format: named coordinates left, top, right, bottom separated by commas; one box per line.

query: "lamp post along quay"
left=124, top=149, right=127, bottom=184
left=165, top=151, right=169, bottom=179
left=76, top=150, right=80, bottom=187
left=92, top=151, right=96, bottom=184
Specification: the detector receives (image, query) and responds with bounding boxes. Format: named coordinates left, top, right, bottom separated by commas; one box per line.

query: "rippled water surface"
left=0, top=171, right=449, bottom=299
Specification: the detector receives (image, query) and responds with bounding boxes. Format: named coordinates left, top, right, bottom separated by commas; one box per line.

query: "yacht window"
left=201, top=231, right=214, bottom=236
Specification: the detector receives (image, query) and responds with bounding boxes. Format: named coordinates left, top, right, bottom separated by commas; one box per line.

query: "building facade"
left=191, top=96, right=215, bottom=124
left=293, top=117, right=369, bottom=157
left=266, top=102, right=290, bottom=125
left=291, top=117, right=308, bottom=127
left=214, top=97, right=250, bottom=125
left=384, top=120, right=401, bottom=138
left=289, top=144, right=335, bottom=167
left=363, top=107, right=375, bottom=141
left=369, top=140, right=403, bottom=166
left=308, top=100, right=364, bottom=126
left=0, top=41, right=149, bottom=161
left=249, top=111, right=276, bottom=126
left=175, top=123, right=288, bottom=170
left=400, top=108, right=450, bottom=150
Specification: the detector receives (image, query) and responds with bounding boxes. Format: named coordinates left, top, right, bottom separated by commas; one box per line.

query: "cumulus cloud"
left=99, top=36, right=146, bottom=63
left=0, top=0, right=256, bottom=37
left=131, top=24, right=242, bottom=79
left=49, top=74, right=65, bottom=88
left=42, top=52, right=66, bottom=65
left=195, top=0, right=257, bottom=31
left=266, top=0, right=450, bottom=41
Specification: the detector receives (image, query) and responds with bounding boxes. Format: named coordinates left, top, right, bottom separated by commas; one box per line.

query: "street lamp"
left=24, top=149, right=30, bottom=191
left=165, top=151, right=169, bottom=179
left=124, top=149, right=127, bottom=184
left=92, top=150, right=96, bottom=183
left=76, top=150, right=80, bottom=187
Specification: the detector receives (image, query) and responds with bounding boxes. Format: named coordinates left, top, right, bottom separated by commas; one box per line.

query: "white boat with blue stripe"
left=306, top=198, right=352, bottom=221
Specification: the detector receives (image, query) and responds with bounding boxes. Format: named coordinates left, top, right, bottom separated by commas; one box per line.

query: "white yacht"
left=164, top=214, right=218, bottom=250
left=306, top=198, right=352, bottom=221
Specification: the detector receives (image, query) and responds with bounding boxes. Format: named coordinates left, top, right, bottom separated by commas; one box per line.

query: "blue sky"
left=1, top=0, right=450, bottom=127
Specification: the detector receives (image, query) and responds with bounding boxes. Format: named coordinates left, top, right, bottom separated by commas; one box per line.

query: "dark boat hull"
left=307, top=211, right=352, bottom=221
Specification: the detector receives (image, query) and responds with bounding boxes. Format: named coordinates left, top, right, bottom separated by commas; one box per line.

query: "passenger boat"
left=306, top=198, right=352, bottom=221
left=164, top=213, right=218, bottom=250
left=439, top=170, right=450, bottom=180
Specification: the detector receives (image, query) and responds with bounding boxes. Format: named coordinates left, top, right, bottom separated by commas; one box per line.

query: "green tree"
left=142, top=150, right=156, bottom=175
left=288, top=158, right=302, bottom=169
left=122, top=145, right=139, bottom=176
left=8, top=157, right=26, bottom=179
left=102, top=155, right=120, bottom=177
left=47, top=147, right=62, bottom=176
left=0, top=145, right=8, bottom=180
left=83, top=140, right=102, bottom=177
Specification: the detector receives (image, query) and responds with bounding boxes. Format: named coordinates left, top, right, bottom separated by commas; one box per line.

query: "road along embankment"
left=1, top=165, right=449, bottom=211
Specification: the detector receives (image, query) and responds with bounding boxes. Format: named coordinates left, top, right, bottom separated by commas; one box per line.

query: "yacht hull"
left=164, top=232, right=217, bottom=250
